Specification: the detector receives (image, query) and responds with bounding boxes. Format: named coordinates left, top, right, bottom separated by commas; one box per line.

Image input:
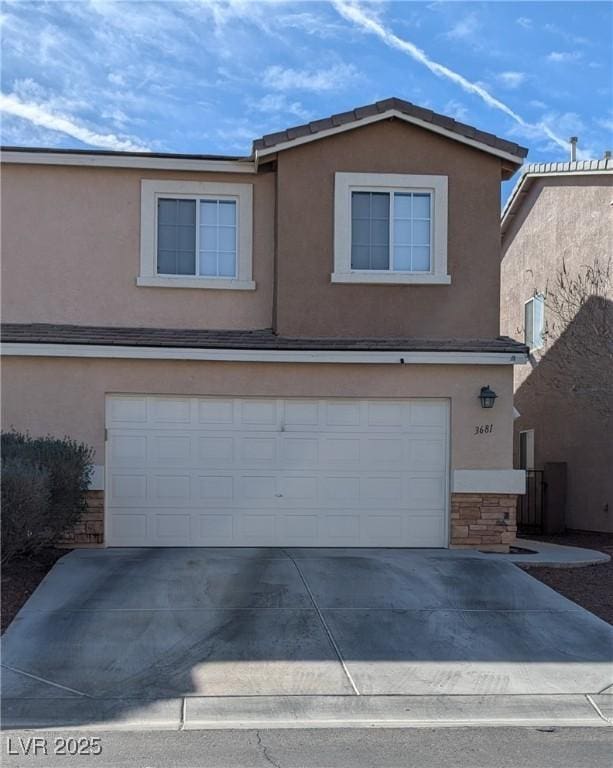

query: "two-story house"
left=1, top=98, right=528, bottom=551
left=501, top=158, right=613, bottom=534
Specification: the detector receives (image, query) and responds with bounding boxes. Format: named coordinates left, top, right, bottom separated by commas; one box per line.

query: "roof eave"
left=253, top=109, right=527, bottom=168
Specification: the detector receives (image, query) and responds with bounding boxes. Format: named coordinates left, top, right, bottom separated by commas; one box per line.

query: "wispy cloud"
left=246, top=93, right=311, bottom=122
left=443, top=99, right=469, bottom=122
left=497, top=71, right=526, bottom=90
left=332, top=1, right=570, bottom=153
left=0, top=92, right=149, bottom=151
left=445, top=13, right=479, bottom=41
left=516, top=17, right=533, bottom=30
left=263, top=63, right=358, bottom=93
left=547, top=51, right=582, bottom=63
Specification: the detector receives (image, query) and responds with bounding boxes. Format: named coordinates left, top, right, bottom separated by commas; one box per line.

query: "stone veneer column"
left=450, top=493, right=518, bottom=552
left=58, top=490, right=105, bottom=547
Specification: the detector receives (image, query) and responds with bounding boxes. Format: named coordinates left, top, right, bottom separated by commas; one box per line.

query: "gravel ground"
left=520, top=532, right=613, bottom=625
left=1, top=548, right=68, bottom=634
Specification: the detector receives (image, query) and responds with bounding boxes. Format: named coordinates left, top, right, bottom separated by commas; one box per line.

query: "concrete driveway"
left=2, top=547, right=612, bottom=729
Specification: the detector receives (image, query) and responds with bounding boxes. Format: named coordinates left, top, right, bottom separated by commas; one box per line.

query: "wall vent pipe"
left=569, top=136, right=578, bottom=162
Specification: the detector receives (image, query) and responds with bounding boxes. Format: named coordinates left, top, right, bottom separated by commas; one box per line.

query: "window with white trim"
left=138, top=180, right=254, bottom=290
left=333, top=172, right=449, bottom=285
left=524, top=294, right=545, bottom=350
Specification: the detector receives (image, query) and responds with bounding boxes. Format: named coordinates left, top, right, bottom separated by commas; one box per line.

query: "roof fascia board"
left=255, top=109, right=526, bottom=165
left=0, top=150, right=256, bottom=174
left=1, top=342, right=526, bottom=365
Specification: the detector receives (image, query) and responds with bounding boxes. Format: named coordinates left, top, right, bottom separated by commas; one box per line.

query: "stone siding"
left=58, top=490, right=104, bottom=547
left=451, top=493, right=518, bottom=552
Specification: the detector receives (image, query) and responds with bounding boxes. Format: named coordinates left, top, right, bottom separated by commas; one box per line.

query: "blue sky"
left=1, top=1, right=612, bottom=197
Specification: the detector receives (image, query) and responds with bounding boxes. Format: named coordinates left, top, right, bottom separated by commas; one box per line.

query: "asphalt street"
left=3, top=727, right=613, bottom=768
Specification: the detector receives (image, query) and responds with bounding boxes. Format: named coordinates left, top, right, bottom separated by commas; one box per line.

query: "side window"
left=524, top=294, right=545, bottom=350
left=139, top=180, right=253, bottom=290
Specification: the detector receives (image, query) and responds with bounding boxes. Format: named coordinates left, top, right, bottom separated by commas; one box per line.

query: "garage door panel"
left=199, top=514, right=234, bottom=543
left=241, top=399, right=278, bottom=426
left=281, top=437, right=319, bottom=468
left=199, top=436, right=234, bottom=464
left=110, top=434, right=147, bottom=466
left=106, top=396, right=449, bottom=547
left=406, top=476, right=447, bottom=509
left=240, top=436, right=276, bottom=464
left=107, top=396, right=148, bottom=424
left=198, top=475, right=234, bottom=500
left=198, top=399, right=235, bottom=426
left=283, top=400, right=319, bottom=427
left=366, top=401, right=405, bottom=428
left=151, top=397, right=192, bottom=424
left=364, top=437, right=404, bottom=468
left=110, top=474, right=147, bottom=504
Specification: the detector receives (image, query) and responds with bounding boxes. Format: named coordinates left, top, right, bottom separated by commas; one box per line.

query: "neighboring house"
left=1, top=98, right=528, bottom=551
left=501, top=158, right=613, bottom=533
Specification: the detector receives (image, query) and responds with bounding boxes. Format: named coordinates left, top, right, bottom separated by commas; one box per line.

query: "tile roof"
left=501, top=157, right=613, bottom=234
left=1, top=323, right=528, bottom=355
left=253, top=97, right=528, bottom=162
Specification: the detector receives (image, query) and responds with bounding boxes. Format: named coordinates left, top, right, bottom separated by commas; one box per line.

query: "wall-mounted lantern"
left=479, top=385, right=498, bottom=409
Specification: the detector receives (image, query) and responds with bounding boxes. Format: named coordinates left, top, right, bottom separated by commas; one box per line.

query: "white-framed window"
left=138, top=180, right=254, bottom=290
left=332, top=172, right=450, bottom=285
left=524, top=294, right=545, bottom=350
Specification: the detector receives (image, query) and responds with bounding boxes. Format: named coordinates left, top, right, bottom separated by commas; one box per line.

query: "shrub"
left=1, top=459, right=51, bottom=563
left=1, top=432, right=94, bottom=562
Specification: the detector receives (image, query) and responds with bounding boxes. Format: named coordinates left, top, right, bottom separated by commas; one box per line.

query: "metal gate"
left=517, top=469, right=545, bottom=534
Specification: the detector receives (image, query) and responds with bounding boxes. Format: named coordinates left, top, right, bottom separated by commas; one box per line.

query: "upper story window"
left=138, top=180, right=254, bottom=290
left=525, top=294, right=545, bottom=350
left=333, top=172, right=450, bottom=285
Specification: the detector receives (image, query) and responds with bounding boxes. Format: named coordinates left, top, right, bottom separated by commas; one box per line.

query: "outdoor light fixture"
left=479, top=385, right=497, bottom=409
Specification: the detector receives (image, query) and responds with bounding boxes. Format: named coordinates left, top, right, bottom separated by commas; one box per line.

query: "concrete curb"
left=2, top=694, right=611, bottom=731
left=502, top=540, right=611, bottom=568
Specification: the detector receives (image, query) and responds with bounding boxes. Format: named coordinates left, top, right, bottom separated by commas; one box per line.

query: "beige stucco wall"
left=501, top=176, right=613, bottom=532
left=1, top=357, right=514, bottom=470
left=0, top=164, right=275, bottom=330
left=275, top=119, right=505, bottom=337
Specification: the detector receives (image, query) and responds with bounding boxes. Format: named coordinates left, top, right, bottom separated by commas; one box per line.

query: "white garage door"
left=106, top=396, right=449, bottom=547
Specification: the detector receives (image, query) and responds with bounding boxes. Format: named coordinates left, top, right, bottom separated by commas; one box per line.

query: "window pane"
left=413, top=194, right=431, bottom=218
left=371, top=246, right=389, bottom=270
left=157, top=199, right=196, bottom=276
left=218, top=201, right=236, bottom=225
left=200, top=200, right=217, bottom=225
left=534, top=295, right=544, bottom=347
left=412, top=246, right=431, bottom=271
left=371, top=219, right=389, bottom=246
left=218, top=227, right=236, bottom=252
left=200, top=226, right=217, bottom=251
left=351, top=245, right=371, bottom=270
left=218, top=252, right=236, bottom=277
left=177, top=250, right=196, bottom=275
left=394, top=193, right=412, bottom=219
left=157, top=250, right=176, bottom=274
left=525, top=300, right=534, bottom=347
left=158, top=199, right=177, bottom=225
left=371, top=192, right=389, bottom=219
left=412, top=220, right=431, bottom=245
left=352, top=191, right=371, bottom=219
left=178, top=226, right=195, bottom=252
left=352, top=219, right=370, bottom=245
left=351, top=191, right=390, bottom=270
left=177, top=199, right=196, bottom=225
left=394, top=220, right=412, bottom=245
left=199, top=251, right=217, bottom=277
left=394, top=246, right=411, bottom=271
left=158, top=224, right=176, bottom=251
